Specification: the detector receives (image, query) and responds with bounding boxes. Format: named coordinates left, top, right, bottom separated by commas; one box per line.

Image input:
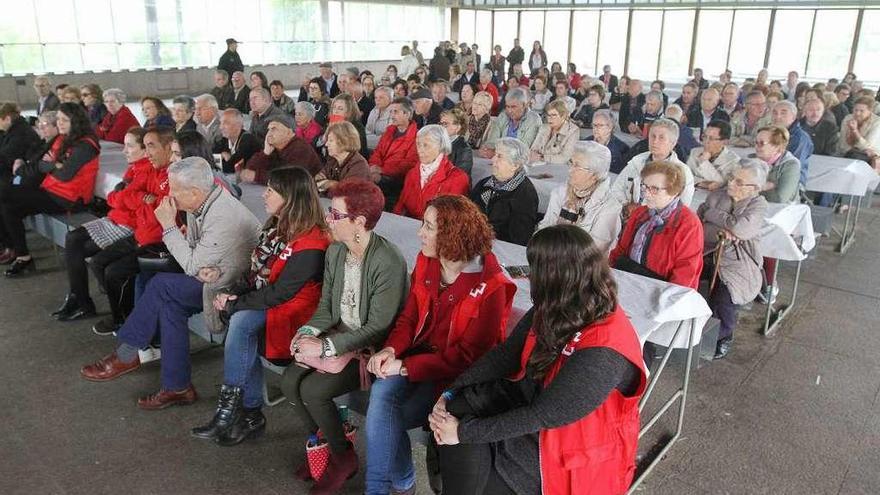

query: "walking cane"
left=708, top=234, right=727, bottom=295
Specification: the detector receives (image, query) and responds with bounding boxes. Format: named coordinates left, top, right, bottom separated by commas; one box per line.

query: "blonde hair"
left=757, top=125, right=791, bottom=148
left=472, top=91, right=494, bottom=113
left=545, top=99, right=569, bottom=119
left=326, top=121, right=362, bottom=153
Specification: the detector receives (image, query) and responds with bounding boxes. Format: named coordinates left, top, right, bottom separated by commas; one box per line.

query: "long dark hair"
left=58, top=102, right=96, bottom=156
left=175, top=131, right=213, bottom=163
left=266, top=166, right=327, bottom=241
left=525, top=225, right=618, bottom=380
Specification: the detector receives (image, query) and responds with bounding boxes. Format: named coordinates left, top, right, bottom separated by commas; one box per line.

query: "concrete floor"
left=1, top=198, right=878, bottom=495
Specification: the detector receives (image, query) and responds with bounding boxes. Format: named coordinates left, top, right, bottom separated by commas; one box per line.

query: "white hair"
left=168, top=156, right=215, bottom=193
left=592, top=109, right=614, bottom=126
left=737, top=158, right=769, bottom=189
left=571, top=141, right=612, bottom=179
left=650, top=117, right=680, bottom=143
left=196, top=93, right=219, bottom=110
left=374, top=86, right=394, bottom=100
left=664, top=104, right=684, bottom=122
left=103, top=88, right=127, bottom=103
left=294, top=101, right=316, bottom=119
left=505, top=87, right=530, bottom=105
left=417, top=124, right=452, bottom=155
left=495, top=137, right=530, bottom=170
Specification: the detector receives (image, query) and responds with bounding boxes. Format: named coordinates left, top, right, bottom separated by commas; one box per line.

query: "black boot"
left=216, top=407, right=266, bottom=447
left=52, top=293, right=79, bottom=317
left=191, top=385, right=243, bottom=440
left=56, top=297, right=97, bottom=321
left=714, top=337, right=733, bottom=360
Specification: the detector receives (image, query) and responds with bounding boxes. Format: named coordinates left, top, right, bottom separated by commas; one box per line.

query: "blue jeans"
left=117, top=273, right=203, bottom=391
left=223, top=309, right=266, bottom=409
left=364, top=375, right=436, bottom=494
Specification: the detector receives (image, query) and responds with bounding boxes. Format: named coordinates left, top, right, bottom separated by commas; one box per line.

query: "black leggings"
left=437, top=441, right=518, bottom=495
left=0, top=185, right=68, bottom=255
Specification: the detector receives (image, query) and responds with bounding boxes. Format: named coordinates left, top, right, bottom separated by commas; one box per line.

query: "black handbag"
left=137, top=246, right=183, bottom=274
left=613, top=255, right=665, bottom=281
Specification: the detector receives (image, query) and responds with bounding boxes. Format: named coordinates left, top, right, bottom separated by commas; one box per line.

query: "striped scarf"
left=629, top=198, right=680, bottom=264
left=481, top=167, right=527, bottom=206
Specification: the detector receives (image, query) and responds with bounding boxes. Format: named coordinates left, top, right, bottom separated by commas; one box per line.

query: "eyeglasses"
left=730, top=178, right=759, bottom=188
left=640, top=183, right=667, bottom=195
left=327, top=206, right=356, bottom=221
left=702, top=135, right=723, bottom=142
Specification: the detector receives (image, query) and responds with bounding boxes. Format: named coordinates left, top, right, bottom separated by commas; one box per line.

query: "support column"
left=848, top=9, right=864, bottom=74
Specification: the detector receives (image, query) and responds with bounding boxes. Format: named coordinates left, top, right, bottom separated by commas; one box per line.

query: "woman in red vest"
left=191, top=166, right=330, bottom=447
left=393, top=125, right=469, bottom=220
left=0, top=102, right=100, bottom=276
left=364, top=195, right=517, bottom=495
left=430, top=225, right=648, bottom=495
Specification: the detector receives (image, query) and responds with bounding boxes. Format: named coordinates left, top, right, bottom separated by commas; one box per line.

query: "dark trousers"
left=116, top=273, right=203, bottom=391
left=64, top=227, right=141, bottom=322
left=710, top=281, right=738, bottom=340
left=437, top=442, right=517, bottom=495
left=378, top=175, right=403, bottom=212
left=280, top=360, right=361, bottom=454
left=0, top=185, right=68, bottom=255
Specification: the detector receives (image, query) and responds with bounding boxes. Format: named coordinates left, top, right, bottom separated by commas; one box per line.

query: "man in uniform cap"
left=218, top=38, right=244, bottom=76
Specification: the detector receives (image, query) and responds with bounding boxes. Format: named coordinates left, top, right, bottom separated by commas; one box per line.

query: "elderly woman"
left=466, top=91, right=493, bottom=150
left=80, top=84, right=107, bottom=128
left=456, top=82, right=476, bottom=114
left=549, top=80, right=576, bottom=116
left=838, top=96, right=880, bottom=170
left=571, top=84, right=609, bottom=129
left=281, top=179, right=407, bottom=492
left=698, top=159, right=769, bottom=359
left=192, top=167, right=329, bottom=447
left=440, top=107, right=473, bottom=176
left=94, top=88, right=140, bottom=144
left=538, top=141, right=621, bottom=252
left=59, top=86, right=81, bottom=104
left=293, top=101, right=322, bottom=148
left=530, top=76, right=552, bottom=116
left=141, top=96, right=174, bottom=128
left=393, top=125, right=470, bottom=220
left=326, top=93, right=368, bottom=156
left=754, top=125, right=801, bottom=204
left=171, top=95, right=197, bottom=134
left=11, top=110, right=61, bottom=189
left=687, top=120, right=741, bottom=190
left=476, top=69, right=500, bottom=115
left=315, top=121, right=371, bottom=194
left=730, top=90, right=772, bottom=147
left=529, top=99, right=579, bottom=165
left=306, top=77, right=331, bottom=127
left=249, top=71, right=270, bottom=90
left=361, top=73, right=376, bottom=98
left=609, top=161, right=704, bottom=289
left=399, top=45, right=420, bottom=78
left=366, top=86, right=393, bottom=136
left=366, top=194, right=516, bottom=495
left=586, top=109, right=629, bottom=174
left=470, top=137, right=539, bottom=245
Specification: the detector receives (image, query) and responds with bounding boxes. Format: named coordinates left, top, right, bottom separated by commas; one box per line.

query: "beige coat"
left=538, top=178, right=621, bottom=253
left=530, top=120, right=580, bottom=165
left=686, top=146, right=741, bottom=184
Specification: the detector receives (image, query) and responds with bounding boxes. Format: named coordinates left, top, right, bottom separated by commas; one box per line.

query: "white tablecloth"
left=95, top=141, right=129, bottom=199
left=472, top=157, right=568, bottom=213
left=366, top=133, right=381, bottom=151
left=578, top=128, right=643, bottom=147
left=731, top=147, right=880, bottom=196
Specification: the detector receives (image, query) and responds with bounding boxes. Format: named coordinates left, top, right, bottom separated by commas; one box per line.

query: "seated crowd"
left=2, top=37, right=880, bottom=495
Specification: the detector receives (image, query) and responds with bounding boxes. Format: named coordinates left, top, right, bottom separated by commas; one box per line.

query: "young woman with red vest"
left=393, top=125, right=469, bottom=220
left=429, top=225, right=647, bottom=495
left=191, top=166, right=330, bottom=447
left=0, top=103, right=100, bottom=277
left=364, top=195, right=517, bottom=495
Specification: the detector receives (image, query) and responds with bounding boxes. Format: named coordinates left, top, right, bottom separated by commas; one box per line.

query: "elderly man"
left=366, top=86, right=394, bottom=136
left=248, top=87, right=284, bottom=143
left=801, top=98, right=839, bottom=156
left=664, top=104, right=700, bottom=159
left=600, top=65, right=618, bottom=92
left=268, top=80, right=295, bottom=114
left=687, top=120, right=740, bottom=190
left=690, top=68, right=709, bottom=90
left=33, top=76, right=60, bottom=114
left=230, top=71, right=250, bottom=113
left=213, top=108, right=260, bottom=174
left=0, top=103, right=41, bottom=186
left=369, top=97, right=420, bottom=209
left=772, top=100, right=813, bottom=184
left=210, top=70, right=235, bottom=110
left=410, top=88, right=443, bottom=128
left=172, top=96, right=197, bottom=134
left=195, top=94, right=221, bottom=147
left=611, top=118, right=695, bottom=217
left=347, top=80, right=374, bottom=125
left=784, top=71, right=799, bottom=101
left=319, top=62, right=340, bottom=97
left=431, top=80, right=455, bottom=110
left=730, top=90, right=772, bottom=147
left=635, top=90, right=665, bottom=136
left=242, top=114, right=321, bottom=184
left=218, top=38, right=244, bottom=77
left=618, top=79, right=645, bottom=133
left=687, top=88, right=730, bottom=138
left=452, top=61, right=478, bottom=93
left=673, top=82, right=699, bottom=125
left=478, top=87, right=542, bottom=158
left=720, top=83, right=741, bottom=115
left=80, top=156, right=261, bottom=410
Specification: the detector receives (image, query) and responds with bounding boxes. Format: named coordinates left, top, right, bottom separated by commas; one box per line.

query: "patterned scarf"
left=249, top=227, right=287, bottom=290
left=481, top=167, right=527, bottom=206
left=467, top=113, right=491, bottom=149
left=629, top=198, right=681, bottom=264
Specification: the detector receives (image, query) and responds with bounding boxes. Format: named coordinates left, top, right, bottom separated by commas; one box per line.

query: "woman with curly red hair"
left=364, top=195, right=517, bottom=495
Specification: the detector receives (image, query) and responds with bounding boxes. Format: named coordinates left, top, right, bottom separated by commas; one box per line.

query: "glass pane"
left=807, top=9, right=858, bottom=80
left=458, top=9, right=475, bottom=43
left=118, top=43, right=155, bottom=70
left=767, top=10, right=813, bottom=79
left=853, top=10, right=880, bottom=83
left=693, top=10, right=733, bottom=80
left=493, top=11, right=518, bottom=54
left=34, top=0, right=79, bottom=43
left=43, top=43, right=82, bottom=73
left=598, top=10, right=628, bottom=77
left=154, top=0, right=181, bottom=43
left=519, top=10, right=545, bottom=67
left=82, top=44, right=119, bottom=72
left=1, top=45, right=44, bottom=75
left=727, top=10, right=770, bottom=80
left=658, top=9, right=694, bottom=80
left=76, top=0, right=114, bottom=42
left=0, top=0, right=39, bottom=44
left=570, top=10, right=600, bottom=77
left=475, top=10, right=493, bottom=67
left=544, top=10, right=571, bottom=71
left=628, top=10, right=662, bottom=80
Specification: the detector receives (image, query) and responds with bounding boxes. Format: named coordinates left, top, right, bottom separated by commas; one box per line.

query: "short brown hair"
left=326, top=121, right=361, bottom=153
left=440, top=107, right=468, bottom=137
left=757, top=125, right=790, bottom=148
left=767, top=91, right=784, bottom=101
left=427, top=195, right=494, bottom=262
left=588, top=83, right=606, bottom=101
left=854, top=96, right=876, bottom=111
left=125, top=126, right=148, bottom=148
left=0, top=102, right=21, bottom=119
left=641, top=161, right=686, bottom=197
left=80, top=83, right=103, bottom=100
left=61, top=86, right=81, bottom=102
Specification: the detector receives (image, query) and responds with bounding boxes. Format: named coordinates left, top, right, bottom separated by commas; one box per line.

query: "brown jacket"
left=320, top=152, right=370, bottom=183
left=245, top=136, right=323, bottom=184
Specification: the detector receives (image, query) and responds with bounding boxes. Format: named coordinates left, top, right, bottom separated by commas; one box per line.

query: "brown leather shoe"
left=80, top=352, right=140, bottom=382
left=137, top=385, right=198, bottom=411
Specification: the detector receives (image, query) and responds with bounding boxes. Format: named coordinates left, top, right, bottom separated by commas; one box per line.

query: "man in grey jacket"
left=478, top=88, right=542, bottom=158
left=80, top=157, right=261, bottom=410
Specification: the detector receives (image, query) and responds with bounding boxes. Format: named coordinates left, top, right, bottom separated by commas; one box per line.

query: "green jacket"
left=306, top=233, right=409, bottom=354
left=485, top=110, right=542, bottom=149
left=762, top=151, right=801, bottom=204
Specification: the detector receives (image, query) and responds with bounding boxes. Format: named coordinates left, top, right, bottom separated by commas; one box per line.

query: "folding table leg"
left=762, top=259, right=802, bottom=336
left=836, top=194, right=860, bottom=254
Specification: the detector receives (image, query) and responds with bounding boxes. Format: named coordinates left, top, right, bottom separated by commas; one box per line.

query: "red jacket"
left=568, top=73, right=582, bottom=92
left=95, top=106, right=140, bottom=144
left=106, top=157, right=170, bottom=246
left=40, top=137, right=100, bottom=205
left=478, top=82, right=500, bottom=115
left=393, top=156, right=470, bottom=220
left=264, top=227, right=331, bottom=360
left=368, top=121, right=419, bottom=179
left=609, top=204, right=704, bottom=289
left=383, top=252, right=516, bottom=391
left=515, top=306, right=647, bottom=495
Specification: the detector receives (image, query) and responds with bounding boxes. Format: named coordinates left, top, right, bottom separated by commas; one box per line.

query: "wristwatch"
left=321, top=338, right=334, bottom=358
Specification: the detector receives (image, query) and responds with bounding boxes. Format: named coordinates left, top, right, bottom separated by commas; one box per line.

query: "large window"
left=853, top=10, right=880, bottom=83
left=493, top=11, right=518, bottom=53
left=597, top=10, right=628, bottom=77
left=693, top=10, right=733, bottom=79
left=767, top=9, right=814, bottom=79
left=627, top=10, right=663, bottom=80
left=806, top=9, right=858, bottom=80
left=544, top=11, right=571, bottom=71
left=475, top=10, right=493, bottom=65
left=727, top=10, right=770, bottom=79
left=457, top=9, right=476, bottom=44
left=570, top=11, right=600, bottom=77
left=658, top=9, right=695, bottom=81
left=520, top=10, right=546, bottom=69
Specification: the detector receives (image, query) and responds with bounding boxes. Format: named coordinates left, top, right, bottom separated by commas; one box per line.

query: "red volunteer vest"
left=41, top=137, right=100, bottom=204
left=264, top=227, right=331, bottom=360
left=516, top=306, right=647, bottom=495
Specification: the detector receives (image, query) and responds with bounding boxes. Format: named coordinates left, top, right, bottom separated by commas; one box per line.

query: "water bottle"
left=337, top=404, right=349, bottom=422
left=308, top=433, right=320, bottom=448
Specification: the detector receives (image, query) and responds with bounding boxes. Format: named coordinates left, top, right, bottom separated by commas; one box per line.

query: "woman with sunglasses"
left=609, top=160, right=704, bottom=290
left=281, top=178, right=408, bottom=494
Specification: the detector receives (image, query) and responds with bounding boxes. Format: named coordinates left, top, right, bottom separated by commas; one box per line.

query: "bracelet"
left=441, top=390, right=454, bottom=401
left=161, top=226, right=177, bottom=237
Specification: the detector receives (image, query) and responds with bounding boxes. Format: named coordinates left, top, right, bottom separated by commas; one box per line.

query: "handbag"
left=137, top=246, right=183, bottom=274
left=613, top=255, right=665, bottom=281
left=305, top=408, right=359, bottom=481
left=294, top=348, right=373, bottom=391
